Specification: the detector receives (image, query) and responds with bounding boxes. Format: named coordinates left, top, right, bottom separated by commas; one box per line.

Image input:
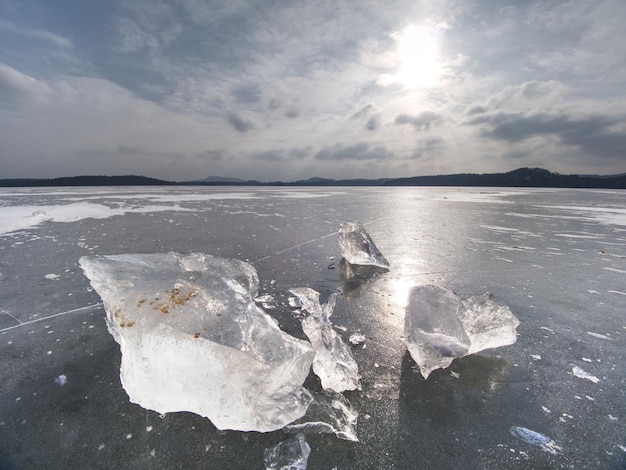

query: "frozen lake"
left=1, top=186, right=625, bottom=469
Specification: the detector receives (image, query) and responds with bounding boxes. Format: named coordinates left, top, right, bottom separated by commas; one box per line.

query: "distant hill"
left=186, top=176, right=251, bottom=184
left=0, top=175, right=174, bottom=187
left=384, top=167, right=626, bottom=188
left=1, top=168, right=625, bottom=188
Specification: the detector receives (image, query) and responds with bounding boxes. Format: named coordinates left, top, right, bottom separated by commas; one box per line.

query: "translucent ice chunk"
left=263, top=433, right=311, bottom=470
left=338, top=221, right=389, bottom=268
left=79, top=252, right=314, bottom=432
left=284, top=391, right=359, bottom=442
left=289, top=287, right=360, bottom=393
left=405, top=285, right=519, bottom=378
left=509, top=426, right=562, bottom=455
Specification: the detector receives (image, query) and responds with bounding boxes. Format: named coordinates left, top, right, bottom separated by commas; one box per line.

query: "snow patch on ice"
left=587, top=332, right=612, bottom=340
left=572, top=366, right=600, bottom=383
left=0, top=202, right=193, bottom=235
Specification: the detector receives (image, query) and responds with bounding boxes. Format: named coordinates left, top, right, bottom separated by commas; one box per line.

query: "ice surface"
left=263, top=433, right=311, bottom=470
left=338, top=221, right=389, bottom=268
left=289, top=287, right=360, bottom=393
left=284, top=391, right=359, bottom=442
left=79, top=252, right=315, bottom=432
left=405, top=285, right=519, bottom=378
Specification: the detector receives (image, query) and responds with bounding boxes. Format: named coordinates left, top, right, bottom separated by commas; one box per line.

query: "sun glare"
left=391, top=24, right=442, bottom=88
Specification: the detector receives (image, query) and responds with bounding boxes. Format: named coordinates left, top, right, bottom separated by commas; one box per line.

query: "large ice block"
left=338, top=221, right=389, bottom=268
left=405, top=285, right=519, bottom=378
left=289, top=287, right=360, bottom=393
left=79, top=252, right=315, bottom=432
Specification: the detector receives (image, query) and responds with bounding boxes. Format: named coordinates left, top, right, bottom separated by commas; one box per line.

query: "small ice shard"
left=572, top=366, right=600, bottom=383
left=349, top=333, right=366, bottom=345
left=80, top=252, right=315, bottom=432
left=338, top=221, right=389, bottom=268
left=284, top=391, right=359, bottom=442
left=288, top=296, right=303, bottom=308
left=289, top=287, right=360, bottom=393
left=54, top=374, right=67, bottom=387
left=510, top=426, right=562, bottom=455
left=405, top=285, right=519, bottom=379
left=254, top=294, right=274, bottom=304
left=45, top=274, right=60, bottom=280
left=263, top=433, right=311, bottom=470
left=587, top=331, right=612, bottom=340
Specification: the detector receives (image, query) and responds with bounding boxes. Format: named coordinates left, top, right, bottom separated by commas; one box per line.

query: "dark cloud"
left=267, top=98, right=281, bottom=110
left=366, top=115, right=380, bottom=131
left=466, top=106, right=487, bottom=115
left=231, top=83, right=262, bottom=103
left=252, top=146, right=312, bottom=162
left=350, top=104, right=380, bottom=131
left=116, top=146, right=186, bottom=160
left=408, top=137, right=446, bottom=159
left=315, top=142, right=392, bottom=161
left=351, top=104, right=374, bottom=120
left=226, top=111, right=254, bottom=133
left=194, top=150, right=223, bottom=161
left=473, top=112, right=626, bottom=160
left=395, top=111, right=442, bottom=130
left=284, top=107, right=299, bottom=118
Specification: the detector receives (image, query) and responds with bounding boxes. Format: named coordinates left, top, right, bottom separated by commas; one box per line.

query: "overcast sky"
left=1, top=0, right=625, bottom=181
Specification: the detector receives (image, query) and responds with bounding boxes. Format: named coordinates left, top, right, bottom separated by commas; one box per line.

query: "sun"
left=391, top=24, right=442, bottom=88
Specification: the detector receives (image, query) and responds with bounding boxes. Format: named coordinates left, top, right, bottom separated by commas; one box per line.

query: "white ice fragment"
left=541, top=406, right=551, bottom=414
left=288, top=296, right=302, bottom=308
left=338, top=221, right=389, bottom=268
left=254, top=294, right=274, bottom=304
left=450, top=371, right=460, bottom=379
left=284, top=391, right=359, bottom=442
left=620, top=445, right=626, bottom=453
left=509, top=426, right=562, bottom=455
left=289, top=287, right=359, bottom=393
left=404, top=285, right=519, bottom=379
left=587, top=331, right=612, bottom=340
left=54, top=375, right=67, bottom=387
left=572, top=366, right=600, bottom=383
left=609, top=415, right=618, bottom=421
left=45, top=274, right=60, bottom=280
left=582, top=357, right=593, bottom=362
left=349, top=333, right=366, bottom=345
left=80, top=252, right=315, bottom=432
left=530, top=354, right=541, bottom=361
left=263, top=433, right=310, bottom=470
